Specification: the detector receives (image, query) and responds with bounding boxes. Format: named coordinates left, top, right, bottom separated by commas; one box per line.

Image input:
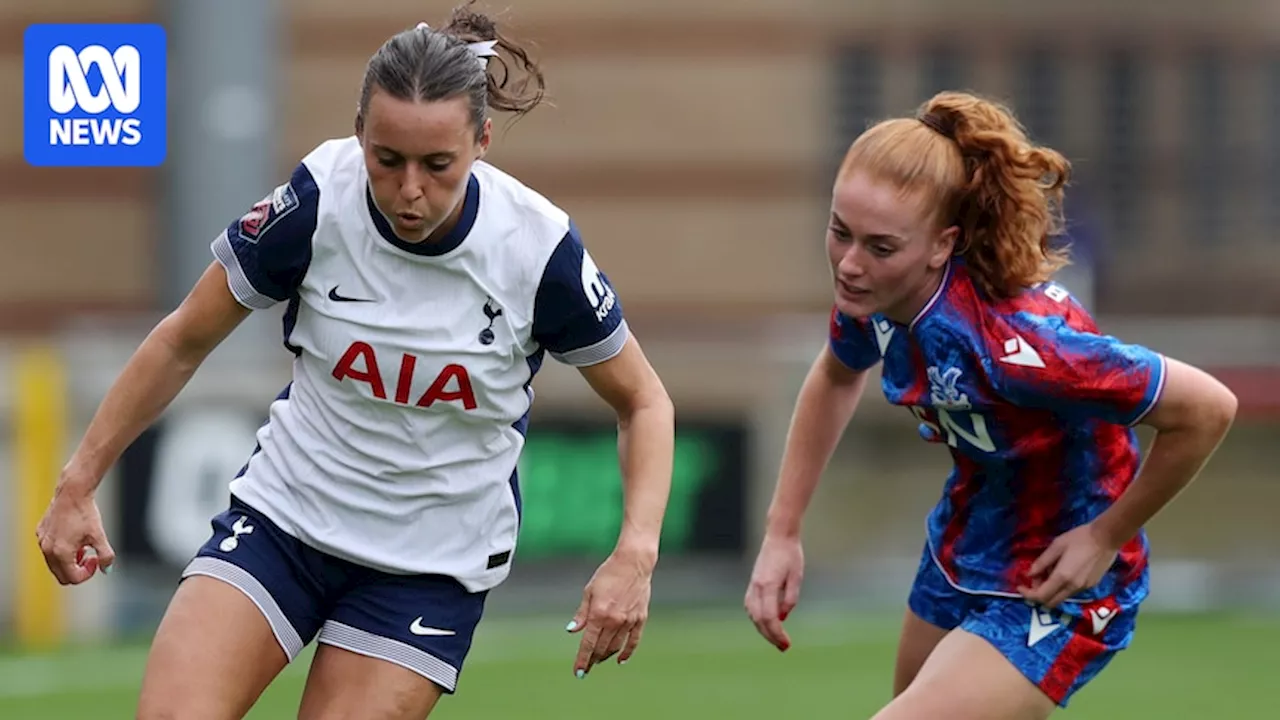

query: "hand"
left=1017, top=522, right=1118, bottom=609
left=35, top=474, right=116, bottom=585
left=566, top=546, right=654, bottom=677
left=744, top=533, right=804, bottom=652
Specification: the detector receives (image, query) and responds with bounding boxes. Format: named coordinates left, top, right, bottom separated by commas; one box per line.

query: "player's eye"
left=827, top=225, right=851, bottom=242
left=870, top=244, right=895, bottom=257
left=376, top=155, right=402, bottom=168
left=426, top=160, right=452, bottom=172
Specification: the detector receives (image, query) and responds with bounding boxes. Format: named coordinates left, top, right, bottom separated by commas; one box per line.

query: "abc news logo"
left=24, top=24, right=167, bottom=167
left=48, top=44, right=143, bottom=147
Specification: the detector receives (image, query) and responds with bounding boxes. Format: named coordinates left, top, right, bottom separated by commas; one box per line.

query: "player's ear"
left=930, top=225, right=960, bottom=269
left=475, top=118, right=492, bottom=159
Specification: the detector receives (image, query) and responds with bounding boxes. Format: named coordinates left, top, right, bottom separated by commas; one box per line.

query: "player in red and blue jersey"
left=744, top=91, right=1238, bottom=719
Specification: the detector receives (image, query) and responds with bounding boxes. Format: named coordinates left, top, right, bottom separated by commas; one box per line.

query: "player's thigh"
left=137, top=575, right=289, bottom=720
left=892, top=608, right=951, bottom=697
left=139, top=496, right=332, bottom=720
left=874, top=628, right=1058, bottom=720
left=298, top=644, right=444, bottom=720
left=298, top=570, right=488, bottom=719
left=896, top=542, right=969, bottom=696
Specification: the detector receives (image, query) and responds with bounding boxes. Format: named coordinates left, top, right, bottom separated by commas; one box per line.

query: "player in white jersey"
left=35, top=5, right=676, bottom=719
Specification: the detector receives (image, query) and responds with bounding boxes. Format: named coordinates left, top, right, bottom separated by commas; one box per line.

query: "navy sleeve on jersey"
left=993, top=313, right=1167, bottom=427
left=828, top=307, right=882, bottom=371
left=210, top=162, right=319, bottom=310
left=531, top=222, right=628, bottom=366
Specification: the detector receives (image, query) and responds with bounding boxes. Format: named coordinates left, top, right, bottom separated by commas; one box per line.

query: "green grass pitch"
left=1, top=609, right=1272, bottom=718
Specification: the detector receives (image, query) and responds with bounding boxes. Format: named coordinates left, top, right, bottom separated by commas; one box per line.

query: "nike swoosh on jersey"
left=328, top=286, right=376, bottom=303
left=409, top=618, right=456, bottom=636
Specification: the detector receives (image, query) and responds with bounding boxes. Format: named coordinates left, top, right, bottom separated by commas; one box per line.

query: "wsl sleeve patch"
left=237, top=182, right=300, bottom=244
left=212, top=161, right=319, bottom=309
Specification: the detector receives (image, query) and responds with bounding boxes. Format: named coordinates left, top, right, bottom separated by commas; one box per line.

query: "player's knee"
left=135, top=673, right=241, bottom=720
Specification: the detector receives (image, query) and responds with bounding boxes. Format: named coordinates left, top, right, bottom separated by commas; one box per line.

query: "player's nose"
left=399, top=165, right=427, bottom=202
left=836, top=244, right=867, bottom=278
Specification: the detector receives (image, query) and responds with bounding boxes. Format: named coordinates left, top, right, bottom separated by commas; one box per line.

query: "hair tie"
left=466, top=40, right=499, bottom=62
left=918, top=112, right=956, bottom=141
left=416, top=22, right=499, bottom=68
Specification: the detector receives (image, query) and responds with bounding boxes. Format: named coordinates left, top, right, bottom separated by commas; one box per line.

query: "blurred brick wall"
left=2, top=0, right=1277, bottom=331
left=0, top=0, right=159, bottom=330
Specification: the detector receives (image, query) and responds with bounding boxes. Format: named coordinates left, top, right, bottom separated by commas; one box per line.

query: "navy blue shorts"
left=181, top=496, right=488, bottom=693
left=907, top=544, right=1138, bottom=707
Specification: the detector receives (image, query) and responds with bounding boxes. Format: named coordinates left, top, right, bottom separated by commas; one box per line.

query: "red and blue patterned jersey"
left=829, top=260, right=1165, bottom=605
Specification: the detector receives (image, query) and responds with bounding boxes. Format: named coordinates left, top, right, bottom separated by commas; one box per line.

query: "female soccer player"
left=743, top=91, right=1237, bottom=719
left=35, top=4, right=675, bottom=718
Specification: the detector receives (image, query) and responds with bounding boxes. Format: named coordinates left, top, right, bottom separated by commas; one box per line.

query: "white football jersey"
left=209, top=137, right=628, bottom=591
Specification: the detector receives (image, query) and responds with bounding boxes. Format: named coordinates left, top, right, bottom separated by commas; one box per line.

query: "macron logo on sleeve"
left=999, top=335, right=1045, bottom=369
left=873, top=318, right=895, bottom=355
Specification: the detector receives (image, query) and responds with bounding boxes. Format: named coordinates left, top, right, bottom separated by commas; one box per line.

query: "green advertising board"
left=117, top=414, right=748, bottom=568
left=514, top=418, right=748, bottom=559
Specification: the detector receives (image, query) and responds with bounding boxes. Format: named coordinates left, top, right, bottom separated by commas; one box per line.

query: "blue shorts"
left=907, top=544, right=1138, bottom=707
left=181, top=496, right=487, bottom=693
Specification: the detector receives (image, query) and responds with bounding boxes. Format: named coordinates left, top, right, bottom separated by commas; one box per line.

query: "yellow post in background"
left=13, top=343, right=67, bottom=649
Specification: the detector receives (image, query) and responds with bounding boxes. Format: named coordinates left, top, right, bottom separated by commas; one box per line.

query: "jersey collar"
left=909, top=258, right=954, bottom=332
left=365, top=173, right=480, bottom=257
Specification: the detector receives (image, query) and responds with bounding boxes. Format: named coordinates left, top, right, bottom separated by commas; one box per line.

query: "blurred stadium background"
left=2, top=0, right=1278, bottom=717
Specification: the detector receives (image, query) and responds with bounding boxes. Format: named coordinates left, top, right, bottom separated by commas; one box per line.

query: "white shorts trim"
left=318, top=620, right=460, bottom=692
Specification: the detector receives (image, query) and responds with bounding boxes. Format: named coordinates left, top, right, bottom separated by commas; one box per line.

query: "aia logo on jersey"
left=237, top=182, right=299, bottom=243
left=331, top=342, right=477, bottom=409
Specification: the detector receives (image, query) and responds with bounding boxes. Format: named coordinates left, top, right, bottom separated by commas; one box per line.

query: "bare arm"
left=567, top=334, right=674, bottom=673
left=61, top=261, right=252, bottom=494
left=745, top=343, right=870, bottom=651
left=577, top=335, right=675, bottom=564
left=1092, top=357, right=1238, bottom=548
left=765, top=344, right=872, bottom=539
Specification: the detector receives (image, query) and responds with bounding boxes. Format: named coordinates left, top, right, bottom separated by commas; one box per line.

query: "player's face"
left=358, top=90, right=492, bottom=243
left=826, top=171, right=957, bottom=322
